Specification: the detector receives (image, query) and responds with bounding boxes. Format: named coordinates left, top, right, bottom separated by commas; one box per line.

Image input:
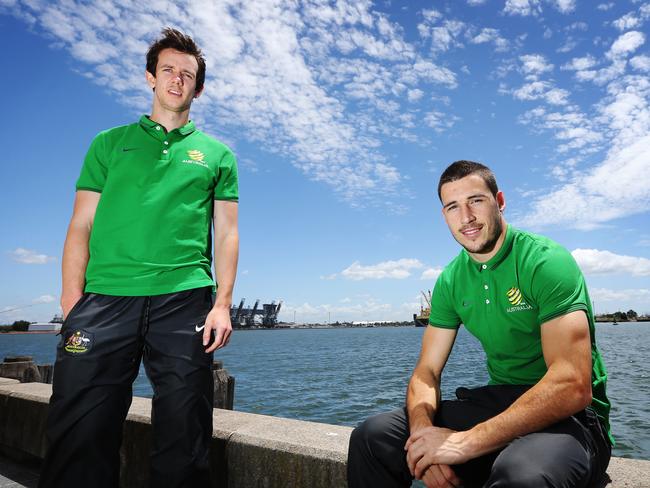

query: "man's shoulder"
left=92, top=121, right=140, bottom=143
left=511, top=227, right=571, bottom=261
left=187, top=130, right=234, bottom=158
left=510, top=227, right=580, bottom=284
left=437, top=251, right=468, bottom=283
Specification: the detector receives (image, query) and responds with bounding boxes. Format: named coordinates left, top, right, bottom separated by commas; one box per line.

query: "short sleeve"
left=76, top=132, right=108, bottom=192
left=532, top=246, right=589, bottom=324
left=214, top=150, right=239, bottom=201
left=428, top=273, right=461, bottom=329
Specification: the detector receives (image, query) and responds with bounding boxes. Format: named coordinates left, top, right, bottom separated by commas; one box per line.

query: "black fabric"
left=38, top=287, right=215, bottom=488
left=347, top=385, right=611, bottom=488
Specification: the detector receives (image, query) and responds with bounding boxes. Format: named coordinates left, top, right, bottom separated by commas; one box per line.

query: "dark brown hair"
left=437, top=160, right=498, bottom=201
left=146, top=27, right=206, bottom=93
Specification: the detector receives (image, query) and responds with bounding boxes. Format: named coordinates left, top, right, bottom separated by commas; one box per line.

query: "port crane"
left=230, top=299, right=283, bottom=328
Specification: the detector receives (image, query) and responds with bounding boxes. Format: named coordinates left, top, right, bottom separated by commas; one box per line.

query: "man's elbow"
left=570, top=377, right=592, bottom=412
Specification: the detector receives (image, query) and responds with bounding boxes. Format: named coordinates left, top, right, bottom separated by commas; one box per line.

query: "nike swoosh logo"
left=195, top=325, right=205, bottom=332
left=122, top=147, right=139, bottom=152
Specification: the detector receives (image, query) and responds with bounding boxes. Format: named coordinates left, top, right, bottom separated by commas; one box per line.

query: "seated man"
left=348, top=160, right=612, bottom=488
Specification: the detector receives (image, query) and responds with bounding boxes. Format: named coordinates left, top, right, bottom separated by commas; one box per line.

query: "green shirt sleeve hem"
left=428, top=321, right=460, bottom=329
left=214, top=197, right=239, bottom=202
left=539, top=303, right=588, bottom=325
left=76, top=187, right=102, bottom=193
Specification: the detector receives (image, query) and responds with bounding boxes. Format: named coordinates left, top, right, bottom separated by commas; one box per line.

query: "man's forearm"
left=213, top=230, right=239, bottom=309
left=460, top=367, right=592, bottom=458
left=406, top=367, right=441, bottom=433
left=61, top=222, right=91, bottom=312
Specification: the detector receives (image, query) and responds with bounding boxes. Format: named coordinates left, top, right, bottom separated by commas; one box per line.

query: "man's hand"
left=405, top=426, right=470, bottom=479
left=421, top=464, right=462, bottom=488
left=203, top=305, right=232, bottom=353
left=61, top=293, right=83, bottom=320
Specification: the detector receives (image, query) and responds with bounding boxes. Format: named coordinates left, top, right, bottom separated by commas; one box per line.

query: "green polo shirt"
left=76, top=115, right=238, bottom=296
left=429, top=225, right=612, bottom=443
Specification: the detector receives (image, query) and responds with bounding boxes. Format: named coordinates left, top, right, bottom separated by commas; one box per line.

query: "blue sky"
left=1, top=0, right=649, bottom=324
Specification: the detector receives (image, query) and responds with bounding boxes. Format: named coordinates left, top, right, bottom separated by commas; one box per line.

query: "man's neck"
left=149, top=108, right=191, bottom=132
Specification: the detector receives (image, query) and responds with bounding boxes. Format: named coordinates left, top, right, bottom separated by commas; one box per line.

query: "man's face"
left=146, top=48, right=201, bottom=113
left=440, top=174, right=506, bottom=260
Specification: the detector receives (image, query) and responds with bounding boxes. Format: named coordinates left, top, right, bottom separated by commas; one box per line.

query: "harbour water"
left=0, top=322, right=648, bottom=459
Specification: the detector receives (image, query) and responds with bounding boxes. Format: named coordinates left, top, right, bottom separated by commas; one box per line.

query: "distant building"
left=28, top=315, right=63, bottom=333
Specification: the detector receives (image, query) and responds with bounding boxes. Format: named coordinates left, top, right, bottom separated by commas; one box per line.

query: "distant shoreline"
left=0, top=331, right=59, bottom=335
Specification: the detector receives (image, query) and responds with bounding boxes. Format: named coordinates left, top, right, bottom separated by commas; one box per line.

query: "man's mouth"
left=460, top=226, right=482, bottom=237
left=168, top=89, right=182, bottom=97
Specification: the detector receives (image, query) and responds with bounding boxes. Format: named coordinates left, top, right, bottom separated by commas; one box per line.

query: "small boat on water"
left=413, top=290, right=431, bottom=327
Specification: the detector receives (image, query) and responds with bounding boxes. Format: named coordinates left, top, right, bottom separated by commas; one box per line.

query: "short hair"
left=146, top=27, right=206, bottom=93
left=437, top=160, right=499, bottom=201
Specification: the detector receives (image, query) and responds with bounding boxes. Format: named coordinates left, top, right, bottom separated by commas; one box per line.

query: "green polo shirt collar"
left=466, top=224, right=515, bottom=272
left=138, top=115, right=196, bottom=136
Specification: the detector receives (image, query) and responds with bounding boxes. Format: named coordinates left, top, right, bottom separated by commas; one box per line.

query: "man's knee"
left=350, top=415, right=384, bottom=454
left=349, top=409, right=409, bottom=463
left=487, top=433, right=590, bottom=488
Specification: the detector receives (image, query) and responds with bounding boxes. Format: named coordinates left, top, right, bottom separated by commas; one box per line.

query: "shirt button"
left=164, top=140, right=169, bottom=145
left=162, top=149, right=168, bottom=154
left=155, top=126, right=161, bottom=131
left=481, top=264, right=487, bottom=270
left=485, top=299, right=490, bottom=304
left=484, top=285, right=488, bottom=290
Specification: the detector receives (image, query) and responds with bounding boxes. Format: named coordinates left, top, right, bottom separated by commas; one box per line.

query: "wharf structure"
left=230, top=299, right=282, bottom=328
left=1, top=379, right=649, bottom=487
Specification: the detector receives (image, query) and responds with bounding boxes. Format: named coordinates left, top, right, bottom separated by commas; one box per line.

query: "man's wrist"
left=212, top=300, right=232, bottom=310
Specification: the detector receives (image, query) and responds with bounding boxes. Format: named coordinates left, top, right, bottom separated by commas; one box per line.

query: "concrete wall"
left=0, top=381, right=648, bottom=488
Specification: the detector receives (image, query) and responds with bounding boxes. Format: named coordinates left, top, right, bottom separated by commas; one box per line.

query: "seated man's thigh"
left=487, top=419, right=591, bottom=488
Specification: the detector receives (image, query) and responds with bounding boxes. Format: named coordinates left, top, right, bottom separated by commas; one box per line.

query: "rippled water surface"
left=1, top=323, right=647, bottom=459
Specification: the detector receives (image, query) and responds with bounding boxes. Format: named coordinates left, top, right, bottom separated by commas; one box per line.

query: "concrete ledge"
left=0, top=381, right=648, bottom=488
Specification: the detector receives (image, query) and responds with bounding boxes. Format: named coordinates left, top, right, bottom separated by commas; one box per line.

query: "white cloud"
left=467, top=0, right=487, bottom=4
left=630, top=55, right=650, bottom=71
left=421, top=267, right=443, bottom=280
left=520, top=54, right=553, bottom=77
left=607, top=31, right=646, bottom=59
left=430, top=20, right=466, bottom=53
left=597, top=3, right=614, bottom=11
left=9, top=248, right=56, bottom=264
left=517, top=134, right=650, bottom=229
left=504, top=0, right=541, bottom=16
left=503, top=0, right=575, bottom=15
left=424, top=110, right=460, bottom=132
left=590, top=288, right=650, bottom=305
left=552, top=0, right=576, bottom=14
left=572, top=249, right=650, bottom=276
left=470, top=28, right=509, bottom=52
left=280, top=297, right=397, bottom=322
left=32, top=295, right=56, bottom=304
left=340, top=258, right=423, bottom=280
left=613, top=12, right=641, bottom=31
left=562, top=55, right=598, bottom=71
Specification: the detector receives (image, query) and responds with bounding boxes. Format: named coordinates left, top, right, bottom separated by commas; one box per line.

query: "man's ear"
left=194, top=86, right=204, bottom=99
left=496, top=191, right=506, bottom=212
left=145, top=70, right=156, bottom=91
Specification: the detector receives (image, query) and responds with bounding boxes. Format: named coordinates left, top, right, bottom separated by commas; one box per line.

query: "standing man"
left=40, top=28, right=239, bottom=488
left=348, top=161, right=612, bottom=487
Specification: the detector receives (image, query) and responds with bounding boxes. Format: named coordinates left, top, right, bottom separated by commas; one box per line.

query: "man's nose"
left=460, top=204, right=475, bottom=224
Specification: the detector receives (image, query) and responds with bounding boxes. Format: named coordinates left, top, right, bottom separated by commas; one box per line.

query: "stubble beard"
left=457, top=211, right=504, bottom=256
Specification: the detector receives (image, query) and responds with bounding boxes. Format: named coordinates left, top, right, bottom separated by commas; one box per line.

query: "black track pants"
left=38, top=287, right=215, bottom=488
left=347, top=385, right=611, bottom=488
